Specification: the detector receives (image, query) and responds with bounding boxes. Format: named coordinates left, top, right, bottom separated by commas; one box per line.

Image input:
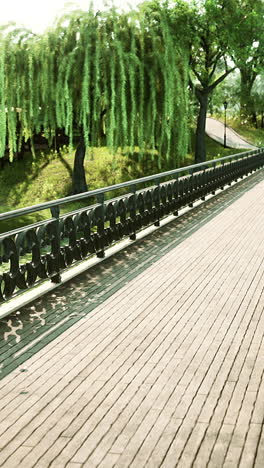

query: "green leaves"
left=0, top=43, right=6, bottom=158
left=0, top=3, right=190, bottom=167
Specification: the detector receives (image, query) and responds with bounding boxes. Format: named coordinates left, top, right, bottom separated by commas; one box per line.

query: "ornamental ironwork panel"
left=0, top=148, right=263, bottom=302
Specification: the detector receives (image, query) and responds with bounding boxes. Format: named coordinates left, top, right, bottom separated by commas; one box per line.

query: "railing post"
left=228, top=157, right=233, bottom=185
left=211, top=162, right=216, bottom=194
left=188, top=168, right=194, bottom=207
left=221, top=160, right=225, bottom=190
left=154, top=178, right=160, bottom=227
left=96, top=193, right=105, bottom=258
left=50, top=204, right=61, bottom=283
left=201, top=165, right=207, bottom=201
left=130, top=184, right=137, bottom=241
left=173, top=173, right=179, bottom=216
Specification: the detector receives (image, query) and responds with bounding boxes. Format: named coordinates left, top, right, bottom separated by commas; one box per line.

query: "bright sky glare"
left=1, top=0, right=143, bottom=33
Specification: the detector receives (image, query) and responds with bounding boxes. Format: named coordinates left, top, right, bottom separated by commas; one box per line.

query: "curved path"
left=206, top=117, right=258, bottom=150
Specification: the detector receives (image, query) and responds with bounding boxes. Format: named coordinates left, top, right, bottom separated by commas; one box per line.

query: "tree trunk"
left=72, top=137, right=88, bottom=194
left=240, top=68, right=257, bottom=126
left=16, top=137, right=26, bottom=161
left=191, top=67, right=236, bottom=165
left=195, top=89, right=209, bottom=164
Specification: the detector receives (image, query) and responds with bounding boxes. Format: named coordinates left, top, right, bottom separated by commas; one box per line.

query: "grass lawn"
left=213, top=116, right=264, bottom=147
left=228, top=120, right=264, bottom=147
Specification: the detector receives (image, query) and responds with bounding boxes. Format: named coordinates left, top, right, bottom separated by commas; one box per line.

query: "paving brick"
left=239, top=423, right=262, bottom=468
left=208, top=423, right=234, bottom=467
left=254, top=424, right=264, bottom=468
left=0, top=171, right=264, bottom=468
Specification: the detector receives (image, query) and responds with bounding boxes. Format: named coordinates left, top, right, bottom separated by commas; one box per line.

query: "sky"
left=1, top=0, right=143, bottom=33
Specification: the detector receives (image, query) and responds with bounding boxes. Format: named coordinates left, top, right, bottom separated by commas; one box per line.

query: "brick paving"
left=0, top=170, right=264, bottom=467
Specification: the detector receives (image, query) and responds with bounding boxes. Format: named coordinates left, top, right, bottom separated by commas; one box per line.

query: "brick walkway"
left=0, top=170, right=264, bottom=467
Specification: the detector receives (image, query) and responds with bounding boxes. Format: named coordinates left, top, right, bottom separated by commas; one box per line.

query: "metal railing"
left=0, top=148, right=263, bottom=302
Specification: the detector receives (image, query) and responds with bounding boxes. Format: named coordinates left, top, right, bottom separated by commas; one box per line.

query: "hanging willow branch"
left=0, top=4, right=190, bottom=167
left=0, top=40, right=6, bottom=158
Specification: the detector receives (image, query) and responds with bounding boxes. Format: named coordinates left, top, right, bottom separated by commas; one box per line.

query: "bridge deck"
left=0, top=170, right=264, bottom=468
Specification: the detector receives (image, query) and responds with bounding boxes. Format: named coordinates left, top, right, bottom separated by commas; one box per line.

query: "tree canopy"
left=214, top=0, right=264, bottom=125
left=0, top=3, right=190, bottom=169
left=0, top=0, right=263, bottom=189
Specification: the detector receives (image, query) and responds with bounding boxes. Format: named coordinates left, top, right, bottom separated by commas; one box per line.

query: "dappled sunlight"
left=4, top=318, right=23, bottom=344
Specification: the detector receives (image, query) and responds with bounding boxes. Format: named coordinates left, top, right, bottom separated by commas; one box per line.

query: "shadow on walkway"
left=0, top=169, right=263, bottom=380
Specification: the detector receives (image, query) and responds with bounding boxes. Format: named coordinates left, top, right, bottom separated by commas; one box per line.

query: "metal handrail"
left=0, top=148, right=262, bottom=222
left=0, top=146, right=263, bottom=304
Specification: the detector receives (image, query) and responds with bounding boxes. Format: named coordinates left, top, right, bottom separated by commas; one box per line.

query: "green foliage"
left=2, top=0, right=262, bottom=172
left=218, top=0, right=264, bottom=122
left=210, top=71, right=240, bottom=115
left=0, top=40, right=5, bottom=157
left=251, top=73, right=264, bottom=127
left=188, top=0, right=236, bottom=93
left=0, top=3, right=191, bottom=168
left=222, top=0, right=264, bottom=71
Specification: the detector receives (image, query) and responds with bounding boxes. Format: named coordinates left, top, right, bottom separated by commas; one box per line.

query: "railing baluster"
left=173, top=173, right=179, bottom=216
left=129, top=184, right=137, bottom=241
left=188, top=168, right=194, bottom=207
left=96, top=193, right=105, bottom=258
left=154, top=178, right=160, bottom=227
left=50, top=204, right=61, bottom=283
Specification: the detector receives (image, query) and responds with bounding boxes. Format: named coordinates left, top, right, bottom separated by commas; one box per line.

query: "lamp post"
left=223, top=100, right=228, bottom=148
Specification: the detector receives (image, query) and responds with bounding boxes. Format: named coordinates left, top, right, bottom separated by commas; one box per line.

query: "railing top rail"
left=0, top=148, right=262, bottom=222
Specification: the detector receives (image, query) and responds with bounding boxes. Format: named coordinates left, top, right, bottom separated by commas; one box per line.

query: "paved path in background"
left=0, top=170, right=264, bottom=467
left=206, top=117, right=258, bottom=149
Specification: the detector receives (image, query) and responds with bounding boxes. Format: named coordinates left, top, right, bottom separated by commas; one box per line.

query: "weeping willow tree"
left=0, top=3, right=190, bottom=193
